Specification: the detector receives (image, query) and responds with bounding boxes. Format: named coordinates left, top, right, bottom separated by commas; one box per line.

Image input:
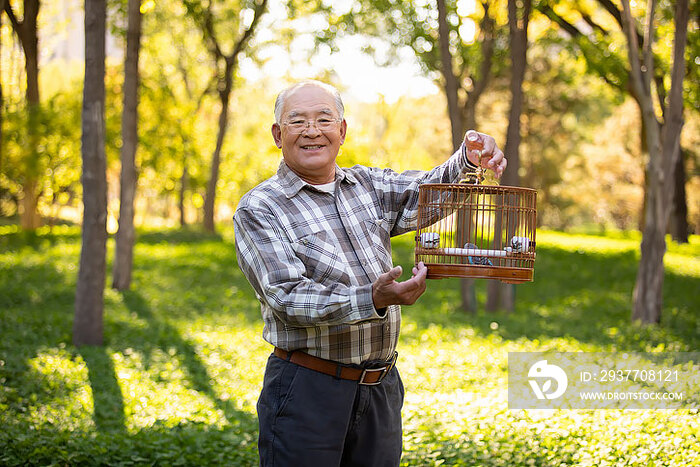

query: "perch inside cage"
left=415, top=182, right=537, bottom=283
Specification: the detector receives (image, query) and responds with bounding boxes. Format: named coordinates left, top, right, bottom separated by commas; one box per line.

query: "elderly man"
left=234, top=80, right=506, bottom=466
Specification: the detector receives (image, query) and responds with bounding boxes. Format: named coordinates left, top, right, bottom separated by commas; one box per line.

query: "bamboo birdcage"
left=415, top=138, right=537, bottom=283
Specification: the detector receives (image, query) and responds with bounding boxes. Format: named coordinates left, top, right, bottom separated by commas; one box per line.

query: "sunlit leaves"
left=0, top=229, right=698, bottom=464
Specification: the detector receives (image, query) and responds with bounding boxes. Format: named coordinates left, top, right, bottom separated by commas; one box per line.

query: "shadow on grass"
left=0, top=228, right=82, bottom=253
left=0, top=242, right=259, bottom=465
left=79, top=346, right=126, bottom=433
left=117, top=289, right=254, bottom=423
left=137, top=228, right=223, bottom=245
left=126, top=233, right=261, bottom=327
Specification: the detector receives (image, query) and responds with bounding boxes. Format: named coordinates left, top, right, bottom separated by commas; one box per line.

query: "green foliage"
left=1, top=0, right=698, bottom=232
left=0, top=80, right=83, bottom=219
left=318, top=0, right=511, bottom=89
left=0, top=228, right=698, bottom=465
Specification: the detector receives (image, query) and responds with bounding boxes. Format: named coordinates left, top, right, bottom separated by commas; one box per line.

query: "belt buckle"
left=358, top=352, right=397, bottom=386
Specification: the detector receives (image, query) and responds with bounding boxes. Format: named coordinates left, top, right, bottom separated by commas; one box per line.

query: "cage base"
left=424, top=263, right=533, bottom=283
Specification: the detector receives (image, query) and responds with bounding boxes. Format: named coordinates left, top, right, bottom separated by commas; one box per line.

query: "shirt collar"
left=277, top=160, right=358, bottom=199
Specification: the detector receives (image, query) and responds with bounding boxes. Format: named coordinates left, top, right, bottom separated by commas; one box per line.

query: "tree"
left=182, top=0, right=269, bottom=232
left=537, top=0, right=692, bottom=243
left=323, top=0, right=504, bottom=151
left=486, top=0, right=531, bottom=312
left=621, top=0, right=689, bottom=323
left=112, top=0, right=142, bottom=291
left=3, top=0, right=41, bottom=229
left=320, top=0, right=508, bottom=312
left=0, top=2, right=4, bottom=193
left=74, top=0, right=108, bottom=346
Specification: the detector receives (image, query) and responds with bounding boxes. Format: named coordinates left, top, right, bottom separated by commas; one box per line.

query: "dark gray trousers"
left=257, top=353, right=405, bottom=467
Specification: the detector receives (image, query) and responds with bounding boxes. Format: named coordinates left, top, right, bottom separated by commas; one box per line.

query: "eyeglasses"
left=282, top=117, right=341, bottom=134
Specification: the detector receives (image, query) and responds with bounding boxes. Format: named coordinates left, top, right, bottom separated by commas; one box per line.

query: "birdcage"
left=415, top=139, right=537, bottom=283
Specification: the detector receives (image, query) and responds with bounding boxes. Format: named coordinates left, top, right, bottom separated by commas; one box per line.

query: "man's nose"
left=302, top=122, right=322, bottom=136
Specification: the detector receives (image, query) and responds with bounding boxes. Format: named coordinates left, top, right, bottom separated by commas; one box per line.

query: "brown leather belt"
left=274, top=348, right=397, bottom=386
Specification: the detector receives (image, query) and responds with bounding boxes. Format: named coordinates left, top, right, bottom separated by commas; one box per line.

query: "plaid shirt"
left=234, top=145, right=474, bottom=364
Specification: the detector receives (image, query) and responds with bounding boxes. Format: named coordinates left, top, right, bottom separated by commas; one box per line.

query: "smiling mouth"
left=301, top=145, right=325, bottom=150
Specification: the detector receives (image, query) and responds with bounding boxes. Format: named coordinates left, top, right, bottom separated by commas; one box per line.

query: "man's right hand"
left=372, top=262, right=428, bottom=310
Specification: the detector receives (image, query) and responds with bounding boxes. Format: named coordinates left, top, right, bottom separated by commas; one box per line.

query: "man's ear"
left=339, top=119, right=347, bottom=145
left=271, top=123, right=282, bottom=148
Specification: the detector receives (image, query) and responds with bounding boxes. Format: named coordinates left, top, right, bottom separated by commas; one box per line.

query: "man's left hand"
left=465, top=131, right=507, bottom=179
left=372, top=262, right=428, bottom=310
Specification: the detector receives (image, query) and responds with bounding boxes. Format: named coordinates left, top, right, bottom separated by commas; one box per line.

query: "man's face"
left=272, top=84, right=347, bottom=184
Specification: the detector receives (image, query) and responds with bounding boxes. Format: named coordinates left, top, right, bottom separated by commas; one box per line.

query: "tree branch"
left=580, top=12, right=608, bottom=35
left=229, top=0, right=269, bottom=64
left=182, top=0, right=223, bottom=59
left=620, top=0, right=645, bottom=101
left=595, top=0, right=644, bottom=45
left=3, top=1, right=22, bottom=41
left=469, top=1, right=494, bottom=102
left=642, top=0, right=657, bottom=97
left=596, top=0, right=623, bottom=27
left=201, top=2, right=224, bottom=59
left=536, top=4, right=581, bottom=37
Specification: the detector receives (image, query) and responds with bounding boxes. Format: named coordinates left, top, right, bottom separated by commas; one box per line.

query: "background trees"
left=621, top=0, right=689, bottom=323
left=0, top=0, right=697, bottom=327
left=112, top=0, right=142, bottom=291
left=182, top=0, right=269, bottom=233
left=3, top=0, right=41, bottom=229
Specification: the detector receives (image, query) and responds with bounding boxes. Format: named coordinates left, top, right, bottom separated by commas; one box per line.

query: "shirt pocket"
left=292, top=230, right=351, bottom=285
left=363, top=217, right=394, bottom=272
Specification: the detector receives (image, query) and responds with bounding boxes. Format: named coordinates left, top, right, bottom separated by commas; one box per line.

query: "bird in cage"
left=464, top=243, right=493, bottom=266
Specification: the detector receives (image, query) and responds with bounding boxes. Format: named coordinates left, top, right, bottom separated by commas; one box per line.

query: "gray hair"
left=274, top=80, right=345, bottom=124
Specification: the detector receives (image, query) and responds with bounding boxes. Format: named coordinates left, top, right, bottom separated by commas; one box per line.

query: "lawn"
left=0, top=226, right=698, bottom=466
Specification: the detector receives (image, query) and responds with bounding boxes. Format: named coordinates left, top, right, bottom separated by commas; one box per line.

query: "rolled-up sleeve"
left=368, top=144, right=475, bottom=236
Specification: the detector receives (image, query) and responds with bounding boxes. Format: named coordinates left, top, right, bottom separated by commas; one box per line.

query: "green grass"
left=1, top=227, right=698, bottom=466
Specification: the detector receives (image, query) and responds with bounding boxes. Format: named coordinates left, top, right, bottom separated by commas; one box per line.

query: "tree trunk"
left=185, top=0, right=268, bottom=231
left=23, top=0, right=40, bottom=229
left=203, top=74, right=231, bottom=232
left=4, top=0, right=41, bottom=229
left=460, top=278, right=477, bottom=313
left=486, top=0, right=530, bottom=312
left=0, top=8, right=3, bottom=196
left=179, top=163, right=188, bottom=227
left=113, top=0, right=142, bottom=291
left=436, top=0, right=463, bottom=151
left=669, top=145, right=688, bottom=243
left=438, top=0, right=472, bottom=310
left=74, top=0, right=108, bottom=347
left=624, top=0, right=688, bottom=324
left=20, top=179, right=40, bottom=229
left=461, top=1, right=495, bottom=136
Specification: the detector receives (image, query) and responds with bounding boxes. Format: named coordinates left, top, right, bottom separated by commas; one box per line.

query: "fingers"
left=411, top=261, right=425, bottom=276
left=394, top=263, right=427, bottom=303
left=372, top=263, right=428, bottom=309
left=487, top=147, right=506, bottom=179
left=481, top=133, right=497, bottom=155
left=380, top=265, right=402, bottom=283
left=465, top=130, right=507, bottom=179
